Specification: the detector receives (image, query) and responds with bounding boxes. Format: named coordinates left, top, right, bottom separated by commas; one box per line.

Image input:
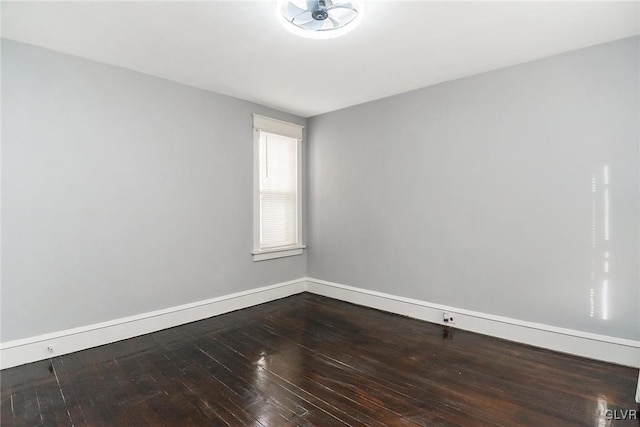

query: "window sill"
left=252, top=245, right=306, bottom=262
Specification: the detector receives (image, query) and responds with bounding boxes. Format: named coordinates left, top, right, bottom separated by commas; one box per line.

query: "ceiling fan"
left=277, top=0, right=363, bottom=39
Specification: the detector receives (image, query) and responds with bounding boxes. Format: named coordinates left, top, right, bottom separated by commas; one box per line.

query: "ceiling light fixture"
left=277, top=0, right=363, bottom=40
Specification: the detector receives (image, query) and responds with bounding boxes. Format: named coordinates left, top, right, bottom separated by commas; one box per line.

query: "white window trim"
left=252, top=114, right=305, bottom=262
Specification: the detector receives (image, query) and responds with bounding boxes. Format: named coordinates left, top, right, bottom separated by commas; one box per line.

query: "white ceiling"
left=2, top=1, right=639, bottom=117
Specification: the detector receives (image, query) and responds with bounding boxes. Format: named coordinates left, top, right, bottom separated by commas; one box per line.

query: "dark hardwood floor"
left=1, top=293, right=638, bottom=426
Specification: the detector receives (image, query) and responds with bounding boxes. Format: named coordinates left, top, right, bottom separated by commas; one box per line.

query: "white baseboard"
left=0, top=279, right=306, bottom=369
left=2, top=276, right=639, bottom=371
left=305, top=278, right=640, bottom=368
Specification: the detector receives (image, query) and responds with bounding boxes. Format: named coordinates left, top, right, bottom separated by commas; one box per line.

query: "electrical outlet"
left=443, top=311, right=455, bottom=325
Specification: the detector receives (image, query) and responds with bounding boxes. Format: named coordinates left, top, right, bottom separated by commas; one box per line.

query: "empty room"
left=1, top=0, right=639, bottom=425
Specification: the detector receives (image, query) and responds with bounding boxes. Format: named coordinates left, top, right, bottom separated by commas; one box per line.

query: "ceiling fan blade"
left=306, top=0, right=320, bottom=11
left=328, top=16, right=342, bottom=29
left=292, top=11, right=313, bottom=23
left=327, top=2, right=354, bottom=11
left=300, top=19, right=324, bottom=31
left=327, top=6, right=357, bottom=23
left=285, top=2, right=307, bottom=17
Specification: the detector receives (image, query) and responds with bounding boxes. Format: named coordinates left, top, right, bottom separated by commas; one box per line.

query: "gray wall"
left=307, top=37, right=640, bottom=340
left=3, top=36, right=638, bottom=344
left=1, top=40, right=306, bottom=342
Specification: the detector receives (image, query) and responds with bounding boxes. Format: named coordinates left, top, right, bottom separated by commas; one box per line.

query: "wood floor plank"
left=241, top=312, right=506, bottom=426
left=1, top=293, right=637, bottom=426
left=250, top=304, right=513, bottom=423
left=149, top=341, right=267, bottom=426
left=116, top=348, right=221, bottom=425
left=231, top=323, right=471, bottom=426
left=263, top=294, right=635, bottom=426
left=190, top=336, right=353, bottom=426
left=210, top=326, right=430, bottom=426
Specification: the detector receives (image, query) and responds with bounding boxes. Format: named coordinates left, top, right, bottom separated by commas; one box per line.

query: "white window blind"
left=252, top=114, right=304, bottom=261
left=259, top=131, right=298, bottom=249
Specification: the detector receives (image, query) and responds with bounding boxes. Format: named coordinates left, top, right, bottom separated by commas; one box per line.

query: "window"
left=252, top=114, right=304, bottom=261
